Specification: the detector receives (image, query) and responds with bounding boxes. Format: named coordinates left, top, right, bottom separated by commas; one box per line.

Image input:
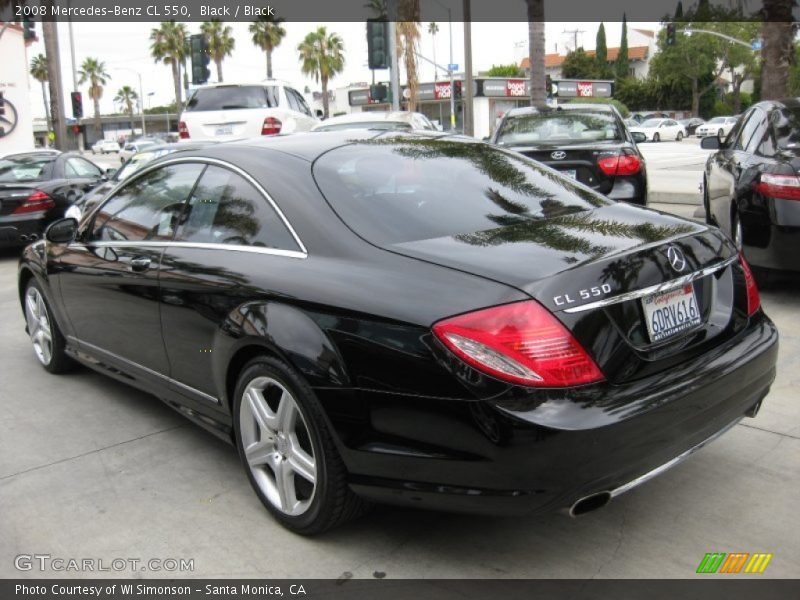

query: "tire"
left=233, top=355, right=367, bottom=535
left=653, top=133, right=660, bottom=142
left=676, top=131, right=684, bottom=141
left=24, top=280, right=75, bottom=374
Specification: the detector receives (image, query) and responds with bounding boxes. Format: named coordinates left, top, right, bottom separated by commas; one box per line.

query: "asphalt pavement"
left=1, top=237, right=798, bottom=578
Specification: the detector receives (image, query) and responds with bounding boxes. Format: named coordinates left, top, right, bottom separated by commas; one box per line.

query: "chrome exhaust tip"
left=28, top=233, right=39, bottom=241
left=19, top=235, right=28, bottom=243
left=569, top=491, right=612, bottom=517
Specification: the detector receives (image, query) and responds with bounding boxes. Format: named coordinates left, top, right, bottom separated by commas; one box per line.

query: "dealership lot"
left=0, top=241, right=797, bottom=578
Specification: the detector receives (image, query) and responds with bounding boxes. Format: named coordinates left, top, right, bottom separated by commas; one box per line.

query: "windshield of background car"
left=185, top=85, right=279, bottom=111
left=313, top=136, right=608, bottom=245
left=315, top=121, right=413, bottom=132
left=772, top=108, right=800, bottom=149
left=114, top=150, right=170, bottom=181
left=0, top=156, right=53, bottom=183
left=495, top=111, right=622, bottom=146
left=640, top=119, right=663, bottom=128
left=708, top=117, right=726, bottom=124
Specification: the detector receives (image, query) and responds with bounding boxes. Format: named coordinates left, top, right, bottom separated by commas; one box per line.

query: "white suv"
left=179, top=81, right=318, bottom=141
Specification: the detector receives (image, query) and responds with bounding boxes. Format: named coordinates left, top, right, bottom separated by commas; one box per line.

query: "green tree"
left=249, top=14, right=285, bottom=79
left=595, top=23, right=612, bottom=79
left=428, top=22, right=439, bottom=81
left=562, top=48, right=598, bottom=79
left=77, top=57, right=110, bottom=140
left=487, top=64, right=524, bottom=77
left=297, top=27, right=345, bottom=118
left=615, top=14, right=629, bottom=81
left=713, top=21, right=761, bottom=114
left=150, top=21, right=188, bottom=120
left=29, top=54, right=52, bottom=136
left=201, top=20, right=235, bottom=83
left=114, top=86, right=138, bottom=120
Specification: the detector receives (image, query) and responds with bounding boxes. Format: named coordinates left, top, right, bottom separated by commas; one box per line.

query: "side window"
left=733, top=109, right=763, bottom=150
left=90, top=163, right=204, bottom=243
left=292, top=89, right=313, bottom=117
left=175, top=165, right=300, bottom=251
left=66, top=157, right=103, bottom=179
left=745, top=111, right=769, bottom=154
left=284, top=88, right=300, bottom=112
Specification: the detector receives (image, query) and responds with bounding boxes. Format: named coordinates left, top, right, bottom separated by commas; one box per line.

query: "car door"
left=158, top=163, right=304, bottom=404
left=285, top=87, right=317, bottom=132
left=53, top=162, right=205, bottom=393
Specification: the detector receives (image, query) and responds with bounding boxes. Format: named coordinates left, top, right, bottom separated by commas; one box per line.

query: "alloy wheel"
left=25, top=287, right=53, bottom=366
left=239, top=376, right=317, bottom=517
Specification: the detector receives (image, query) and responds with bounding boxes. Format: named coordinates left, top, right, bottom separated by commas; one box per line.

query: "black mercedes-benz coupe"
left=18, top=131, right=778, bottom=534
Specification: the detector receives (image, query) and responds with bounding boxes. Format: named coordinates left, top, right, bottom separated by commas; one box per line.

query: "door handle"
left=129, top=257, right=151, bottom=272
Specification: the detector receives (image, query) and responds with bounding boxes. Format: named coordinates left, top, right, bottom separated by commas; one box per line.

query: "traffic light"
left=366, top=20, right=389, bottom=70
left=666, top=23, right=677, bottom=46
left=70, top=91, right=83, bottom=119
left=22, top=18, right=36, bottom=41
left=454, top=80, right=463, bottom=99
left=190, top=34, right=211, bottom=85
left=71, top=124, right=84, bottom=135
left=370, top=83, right=388, bottom=102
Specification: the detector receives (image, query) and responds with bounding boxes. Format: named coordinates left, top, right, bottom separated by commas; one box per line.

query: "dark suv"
left=491, top=104, right=648, bottom=206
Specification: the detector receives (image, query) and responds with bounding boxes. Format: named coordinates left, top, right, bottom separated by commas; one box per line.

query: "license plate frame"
left=214, top=125, right=234, bottom=136
left=562, top=169, right=577, bottom=180
left=641, top=283, right=702, bottom=342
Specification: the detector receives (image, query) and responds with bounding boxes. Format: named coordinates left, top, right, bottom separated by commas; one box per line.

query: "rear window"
left=496, top=111, right=622, bottom=145
left=313, top=135, right=607, bottom=245
left=0, top=156, right=53, bottom=183
left=185, top=85, right=279, bottom=112
left=315, top=121, right=412, bottom=132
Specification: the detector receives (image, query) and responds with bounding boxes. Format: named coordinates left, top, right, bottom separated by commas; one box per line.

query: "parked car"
left=65, top=141, right=216, bottom=222
left=91, top=139, right=121, bottom=154
left=0, top=151, right=107, bottom=247
left=703, top=98, right=800, bottom=280
left=119, top=140, right=158, bottom=163
left=679, top=117, right=705, bottom=136
left=18, top=131, right=777, bottom=533
left=312, top=111, right=437, bottom=132
left=696, top=116, right=739, bottom=139
left=629, top=118, right=687, bottom=142
left=179, top=80, right=318, bottom=141
left=492, top=103, right=648, bottom=205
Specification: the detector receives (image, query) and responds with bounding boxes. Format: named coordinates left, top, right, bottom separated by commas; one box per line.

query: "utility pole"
left=42, top=20, right=66, bottom=150
left=561, top=28, right=585, bottom=52
left=463, top=0, right=474, bottom=136
left=67, top=14, right=83, bottom=151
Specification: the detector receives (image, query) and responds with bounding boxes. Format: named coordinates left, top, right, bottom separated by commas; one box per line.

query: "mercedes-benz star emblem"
left=551, top=151, right=567, bottom=160
left=667, top=246, right=687, bottom=272
left=0, top=97, right=19, bottom=138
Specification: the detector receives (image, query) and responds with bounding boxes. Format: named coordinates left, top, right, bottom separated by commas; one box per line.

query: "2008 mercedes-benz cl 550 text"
left=18, top=131, right=778, bottom=534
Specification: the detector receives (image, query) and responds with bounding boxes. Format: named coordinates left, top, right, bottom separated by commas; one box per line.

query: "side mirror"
left=631, top=132, right=647, bottom=143
left=701, top=136, right=721, bottom=150
left=45, top=218, right=78, bottom=244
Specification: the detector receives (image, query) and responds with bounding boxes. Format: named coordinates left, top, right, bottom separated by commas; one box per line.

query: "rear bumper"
left=742, top=198, right=800, bottom=271
left=341, top=316, right=778, bottom=516
left=0, top=217, right=46, bottom=248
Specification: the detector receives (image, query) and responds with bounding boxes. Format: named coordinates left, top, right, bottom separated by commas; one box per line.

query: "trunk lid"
left=390, top=203, right=744, bottom=384
left=0, top=184, right=39, bottom=218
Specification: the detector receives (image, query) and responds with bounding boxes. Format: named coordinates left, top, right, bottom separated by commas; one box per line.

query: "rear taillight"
left=739, top=253, right=760, bottom=316
left=597, top=153, right=641, bottom=176
left=432, top=300, right=604, bottom=387
left=13, top=190, right=55, bottom=215
left=753, top=173, right=800, bottom=200
left=178, top=121, right=190, bottom=139
left=261, top=117, right=282, bottom=135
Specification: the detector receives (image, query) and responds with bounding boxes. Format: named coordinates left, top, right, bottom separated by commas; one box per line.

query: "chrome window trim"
left=561, top=255, right=738, bottom=314
left=81, top=156, right=308, bottom=257
left=83, top=240, right=306, bottom=260
left=68, top=336, right=221, bottom=405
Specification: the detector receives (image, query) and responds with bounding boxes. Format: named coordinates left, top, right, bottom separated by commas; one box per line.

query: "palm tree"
left=77, top=57, right=110, bottom=140
left=761, top=0, right=794, bottom=99
left=397, top=20, right=422, bottom=110
left=526, top=0, right=547, bottom=107
left=30, top=54, right=52, bottom=138
left=427, top=22, right=439, bottom=81
left=150, top=21, right=188, bottom=120
left=249, top=15, right=286, bottom=79
left=200, top=20, right=235, bottom=82
left=297, top=27, right=345, bottom=119
left=114, top=85, right=138, bottom=129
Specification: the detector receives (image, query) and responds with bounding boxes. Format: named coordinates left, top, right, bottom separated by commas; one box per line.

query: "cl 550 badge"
left=554, top=284, right=612, bottom=307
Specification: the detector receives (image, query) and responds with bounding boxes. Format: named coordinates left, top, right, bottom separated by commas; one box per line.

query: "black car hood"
left=390, top=202, right=734, bottom=313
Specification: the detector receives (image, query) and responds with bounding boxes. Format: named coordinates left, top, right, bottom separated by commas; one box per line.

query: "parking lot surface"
left=0, top=243, right=798, bottom=579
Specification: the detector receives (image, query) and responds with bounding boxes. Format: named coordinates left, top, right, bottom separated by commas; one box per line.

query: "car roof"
left=317, top=111, right=422, bottom=125
left=192, top=79, right=292, bottom=90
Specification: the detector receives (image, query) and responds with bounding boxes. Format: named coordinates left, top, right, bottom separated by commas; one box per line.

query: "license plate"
left=561, top=169, right=577, bottom=180
left=641, top=284, right=701, bottom=342
left=214, top=125, right=233, bottom=136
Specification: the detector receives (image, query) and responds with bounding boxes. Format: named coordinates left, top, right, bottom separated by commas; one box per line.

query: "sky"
left=23, top=20, right=662, bottom=119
